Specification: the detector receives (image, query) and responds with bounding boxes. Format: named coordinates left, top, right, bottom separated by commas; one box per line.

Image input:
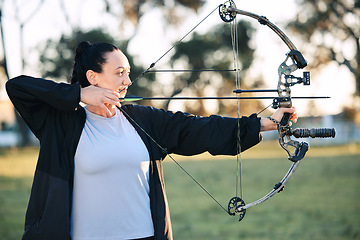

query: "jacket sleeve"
left=133, top=106, right=262, bottom=156
left=6, top=75, right=81, bottom=139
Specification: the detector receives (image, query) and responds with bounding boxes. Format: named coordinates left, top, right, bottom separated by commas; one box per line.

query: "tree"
left=0, top=6, right=9, bottom=80
left=114, top=0, right=205, bottom=27
left=3, top=0, right=45, bottom=146
left=39, top=29, right=121, bottom=81
left=99, top=0, right=261, bottom=116
left=288, top=0, right=360, bottom=123
left=38, top=1, right=260, bottom=116
left=288, top=0, right=359, bottom=96
left=37, top=29, right=154, bottom=98
left=166, top=21, right=261, bottom=116
left=37, top=0, right=208, bottom=107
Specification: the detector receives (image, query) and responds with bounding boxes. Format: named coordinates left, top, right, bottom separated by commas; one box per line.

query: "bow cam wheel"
left=228, top=196, right=246, bottom=221
left=219, top=1, right=237, bottom=23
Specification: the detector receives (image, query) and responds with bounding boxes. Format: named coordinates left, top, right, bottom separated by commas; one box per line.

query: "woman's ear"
left=86, top=70, right=98, bottom=86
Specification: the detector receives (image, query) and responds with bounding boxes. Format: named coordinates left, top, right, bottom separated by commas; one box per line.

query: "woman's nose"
left=123, top=74, right=132, bottom=86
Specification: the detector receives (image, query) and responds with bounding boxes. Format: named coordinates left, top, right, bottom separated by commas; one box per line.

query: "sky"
left=0, top=0, right=356, bottom=117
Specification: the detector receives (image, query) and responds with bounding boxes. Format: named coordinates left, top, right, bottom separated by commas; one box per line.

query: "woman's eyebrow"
left=115, top=66, right=130, bottom=70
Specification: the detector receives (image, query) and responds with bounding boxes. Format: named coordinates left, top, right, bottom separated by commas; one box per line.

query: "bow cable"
left=230, top=10, right=244, bottom=207
left=118, top=4, right=232, bottom=214
left=117, top=106, right=229, bottom=214
left=127, top=4, right=221, bottom=88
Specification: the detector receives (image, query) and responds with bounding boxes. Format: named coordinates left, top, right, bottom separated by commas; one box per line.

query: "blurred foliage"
left=109, top=0, right=263, bottom=115
left=114, top=0, right=205, bottom=26
left=37, top=29, right=154, bottom=98
left=288, top=0, right=360, bottom=95
left=0, top=4, right=9, bottom=83
left=167, top=21, right=262, bottom=116
left=38, top=29, right=115, bottom=81
left=37, top=21, right=260, bottom=116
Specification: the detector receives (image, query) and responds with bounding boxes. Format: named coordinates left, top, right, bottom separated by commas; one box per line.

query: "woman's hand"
left=80, top=85, right=121, bottom=117
left=260, top=107, right=298, bottom=132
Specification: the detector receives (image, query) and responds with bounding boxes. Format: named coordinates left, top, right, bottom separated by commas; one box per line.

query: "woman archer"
left=6, top=41, right=297, bottom=240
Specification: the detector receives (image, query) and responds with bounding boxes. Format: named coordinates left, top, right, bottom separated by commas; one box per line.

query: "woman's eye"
left=116, top=69, right=130, bottom=76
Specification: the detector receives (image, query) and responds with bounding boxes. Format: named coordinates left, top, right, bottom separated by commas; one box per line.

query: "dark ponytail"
left=70, top=41, right=119, bottom=87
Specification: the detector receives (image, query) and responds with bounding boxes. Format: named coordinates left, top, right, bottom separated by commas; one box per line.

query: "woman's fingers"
left=81, top=86, right=120, bottom=107
left=103, top=90, right=121, bottom=107
left=270, top=106, right=298, bottom=125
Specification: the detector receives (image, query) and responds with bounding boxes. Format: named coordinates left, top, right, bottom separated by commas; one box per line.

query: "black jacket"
left=6, top=75, right=262, bottom=240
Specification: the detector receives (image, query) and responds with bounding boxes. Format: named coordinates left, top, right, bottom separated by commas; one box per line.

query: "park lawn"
left=0, top=143, right=359, bottom=240
left=0, top=147, right=36, bottom=240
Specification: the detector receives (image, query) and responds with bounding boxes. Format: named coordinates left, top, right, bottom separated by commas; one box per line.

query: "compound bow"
left=120, top=0, right=336, bottom=222
left=219, top=0, right=335, bottom=221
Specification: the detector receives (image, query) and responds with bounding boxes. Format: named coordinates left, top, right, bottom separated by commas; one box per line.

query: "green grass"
left=0, top=147, right=36, bottom=240
left=0, top=144, right=359, bottom=240
left=164, top=143, right=360, bottom=240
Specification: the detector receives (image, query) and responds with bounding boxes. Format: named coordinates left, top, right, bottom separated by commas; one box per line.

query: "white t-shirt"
left=71, top=107, right=154, bottom=240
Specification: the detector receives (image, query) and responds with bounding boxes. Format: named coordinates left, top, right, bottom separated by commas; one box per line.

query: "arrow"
left=120, top=95, right=330, bottom=102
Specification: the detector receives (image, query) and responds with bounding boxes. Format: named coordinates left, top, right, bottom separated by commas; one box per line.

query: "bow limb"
left=220, top=1, right=307, bottom=68
left=222, top=7, right=296, bottom=50
left=230, top=161, right=301, bottom=220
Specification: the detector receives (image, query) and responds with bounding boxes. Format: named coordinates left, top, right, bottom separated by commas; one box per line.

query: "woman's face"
left=93, top=50, right=131, bottom=98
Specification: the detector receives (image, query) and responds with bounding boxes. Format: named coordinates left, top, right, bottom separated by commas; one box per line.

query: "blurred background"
left=0, top=0, right=359, bottom=239
left=0, top=0, right=359, bottom=146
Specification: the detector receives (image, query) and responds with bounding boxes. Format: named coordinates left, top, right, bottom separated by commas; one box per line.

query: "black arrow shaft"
left=121, top=96, right=330, bottom=101
left=146, top=69, right=238, bottom=73
left=233, top=89, right=279, bottom=93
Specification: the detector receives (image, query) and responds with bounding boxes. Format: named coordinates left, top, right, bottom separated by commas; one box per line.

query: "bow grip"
left=280, top=112, right=291, bottom=126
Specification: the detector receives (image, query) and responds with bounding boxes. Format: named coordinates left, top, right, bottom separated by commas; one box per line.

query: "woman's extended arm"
left=137, top=106, right=297, bottom=156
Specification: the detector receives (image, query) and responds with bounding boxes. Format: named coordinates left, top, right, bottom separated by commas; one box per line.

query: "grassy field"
left=0, top=143, right=359, bottom=240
